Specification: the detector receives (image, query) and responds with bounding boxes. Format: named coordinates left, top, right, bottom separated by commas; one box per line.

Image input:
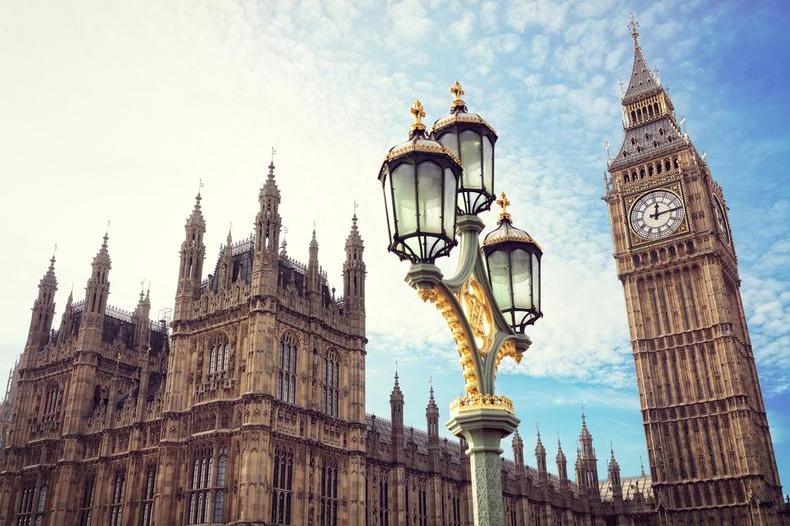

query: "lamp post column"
left=447, top=407, right=519, bottom=526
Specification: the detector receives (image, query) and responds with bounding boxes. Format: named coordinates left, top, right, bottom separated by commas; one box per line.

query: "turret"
left=78, top=233, right=111, bottom=348
left=512, top=429, right=525, bottom=476
left=342, top=212, right=366, bottom=326
left=425, top=383, right=439, bottom=440
left=26, top=254, right=58, bottom=350
left=134, top=288, right=152, bottom=422
left=535, top=428, right=547, bottom=483
left=175, top=193, right=205, bottom=319
left=252, top=159, right=281, bottom=296
left=220, top=228, right=234, bottom=291
left=608, top=444, right=622, bottom=501
left=307, top=228, right=320, bottom=293
left=390, top=370, right=404, bottom=463
left=578, top=411, right=599, bottom=494
left=557, top=436, right=569, bottom=486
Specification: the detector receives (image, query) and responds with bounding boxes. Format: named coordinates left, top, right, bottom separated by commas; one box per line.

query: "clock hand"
left=654, top=206, right=683, bottom=218
left=650, top=203, right=660, bottom=220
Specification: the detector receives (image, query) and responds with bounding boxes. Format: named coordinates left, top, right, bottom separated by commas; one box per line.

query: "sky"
left=1, top=0, right=788, bottom=488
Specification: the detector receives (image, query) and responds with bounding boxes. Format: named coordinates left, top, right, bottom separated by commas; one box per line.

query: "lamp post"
left=378, top=83, right=543, bottom=526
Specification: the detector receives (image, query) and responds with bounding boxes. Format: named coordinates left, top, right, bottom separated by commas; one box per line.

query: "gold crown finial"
left=410, top=99, right=426, bottom=132
left=496, top=192, right=511, bottom=221
left=450, top=80, right=465, bottom=110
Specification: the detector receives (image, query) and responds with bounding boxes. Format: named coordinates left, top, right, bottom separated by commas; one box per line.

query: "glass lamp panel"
left=511, top=248, right=533, bottom=310
left=482, top=135, right=494, bottom=193
left=532, top=252, right=541, bottom=311
left=438, top=132, right=459, bottom=157
left=460, top=130, right=482, bottom=189
left=382, top=169, right=395, bottom=242
left=443, top=167, right=457, bottom=234
left=392, top=163, right=417, bottom=236
left=487, top=249, right=513, bottom=310
left=417, top=161, right=443, bottom=233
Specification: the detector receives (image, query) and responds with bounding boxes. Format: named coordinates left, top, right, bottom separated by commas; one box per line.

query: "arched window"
left=78, top=474, right=94, bottom=526
left=32, top=484, right=47, bottom=526
left=417, top=479, right=428, bottom=526
left=324, top=353, right=340, bottom=418
left=319, top=458, right=338, bottom=526
left=109, top=472, right=125, bottom=526
left=208, top=339, right=232, bottom=379
left=141, top=467, right=156, bottom=526
left=188, top=446, right=227, bottom=525
left=277, top=333, right=298, bottom=404
left=378, top=477, right=389, bottom=526
left=213, top=448, right=227, bottom=523
left=271, top=447, right=294, bottom=525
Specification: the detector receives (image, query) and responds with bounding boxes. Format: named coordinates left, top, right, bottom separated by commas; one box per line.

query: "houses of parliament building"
left=0, top=21, right=787, bottom=526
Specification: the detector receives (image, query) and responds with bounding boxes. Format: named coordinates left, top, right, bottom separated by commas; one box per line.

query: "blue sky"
left=0, top=0, right=788, bottom=489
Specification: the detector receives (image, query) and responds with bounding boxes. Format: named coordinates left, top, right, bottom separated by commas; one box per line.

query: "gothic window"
left=324, top=352, right=339, bottom=418
left=33, top=484, right=47, bottom=526
left=213, top=449, right=227, bottom=523
left=416, top=480, right=428, bottom=526
left=188, top=446, right=223, bottom=525
left=78, top=475, right=95, bottom=526
left=271, top=446, right=293, bottom=526
left=449, top=486, right=461, bottom=526
left=277, top=333, right=298, bottom=404
left=208, top=340, right=232, bottom=380
left=319, top=458, right=338, bottom=526
left=110, top=471, right=125, bottom=526
left=42, top=384, right=60, bottom=419
left=16, top=482, right=35, bottom=526
left=378, top=477, right=389, bottom=526
left=141, top=467, right=155, bottom=526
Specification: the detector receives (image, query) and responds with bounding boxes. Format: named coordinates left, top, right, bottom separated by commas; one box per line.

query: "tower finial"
left=496, top=192, right=511, bottom=222
left=450, top=80, right=467, bottom=113
left=629, top=13, right=639, bottom=40
left=410, top=99, right=426, bottom=137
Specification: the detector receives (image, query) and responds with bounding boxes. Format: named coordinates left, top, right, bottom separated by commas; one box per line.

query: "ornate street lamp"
left=379, top=100, right=462, bottom=263
left=483, top=193, right=543, bottom=332
left=431, top=81, right=498, bottom=215
left=378, top=83, right=543, bottom=526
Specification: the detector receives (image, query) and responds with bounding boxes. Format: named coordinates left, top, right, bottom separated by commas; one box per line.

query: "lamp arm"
left=406, top=264, right=486, bottom=395
left=444, top=215, right=485, bottom=290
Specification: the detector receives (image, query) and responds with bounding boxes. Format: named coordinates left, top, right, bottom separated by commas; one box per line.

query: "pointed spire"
left=261, top=147, right=281, bottom=200
left=428, top=378, right=438, bottom=410
left=640, top=456, right=646, bottom=477
left=623, top=14, right=660, bottom=103
left=187, top=190, right=206, bottom=229
left=39, top=251, right=58, bottom=290
left=608, top=441, right=620, bottom=469
left=92, top=230, right=111, bottom=270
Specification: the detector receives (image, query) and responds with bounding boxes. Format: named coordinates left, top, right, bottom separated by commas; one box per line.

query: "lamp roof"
left=379, top=100, right=461, bottom=180
left=431, top=81, right=497, bottom=137
left=483, top=192, right=541, bottom=252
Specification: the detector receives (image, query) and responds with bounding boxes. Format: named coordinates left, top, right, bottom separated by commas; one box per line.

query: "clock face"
left=629, top=189, right=685, bottom=240
left=712, top=196, right=731, bottom=246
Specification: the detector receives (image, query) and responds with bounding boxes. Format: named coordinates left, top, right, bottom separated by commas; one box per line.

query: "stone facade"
left=604, top=19, right=787, bottom=526
left=0, top=156, right=657, bottom=525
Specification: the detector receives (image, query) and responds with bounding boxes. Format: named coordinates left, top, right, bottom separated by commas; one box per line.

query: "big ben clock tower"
left=604, top=17, right=784, bottom=525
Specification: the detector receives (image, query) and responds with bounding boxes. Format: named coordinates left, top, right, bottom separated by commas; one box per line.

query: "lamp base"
left=447, top=407, right=519, bottom=526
